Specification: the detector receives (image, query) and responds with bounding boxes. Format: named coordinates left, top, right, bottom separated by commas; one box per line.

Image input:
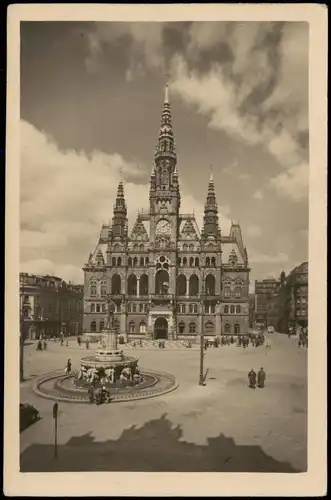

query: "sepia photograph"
left=5, top=4, right=327, bottom=497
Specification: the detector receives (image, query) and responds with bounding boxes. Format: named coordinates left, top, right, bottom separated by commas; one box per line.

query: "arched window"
left=183, top=244, right=188, bottom=251
left=195, top=257, right=199, bottom=267
left=210, top=304, right=215, bottom=314
left=225, top=323, right=231, bottom=333
left=132, top=304, right=136, bottom=313
left=140, top=257, right=144, bottom=267
left=127, top=303, right=132, bottom=313
left=189, top=244, right=194, bottom=251
left=133, top=244, right=138, bottom=251
left=230, top=305, right=235, bottom=314
left=140, top=244, right=144, bottom=251
left=236, top=305, right=241, bottom=314
left=133, top=257, right=138, bottom=266
left=117, top=257, right=121, bottom=267
left=145, top=257, right=149, bottom=266
left=193, top=304, right=198, bottom=314
left=128, top=257, right=133, bottom=267
left=139, top=321, right=146, bottom=334
left=139, top=303, right=144, bottom=313
left=128, top=274, right=137, bottom=295
left=96, top=304, right=100, bottom=313
left=189, top=274, right=199, bottom=296
left=111, top=274, right=121, bottom=295
left=206, top=274, right=216, bottom=296
left=189, top=322, right=196, bottom=333
left=234, top=323, right=240, bottom=334
left=91, top=303, right=95, bottom=313
left=224, top=282, right=231, bottom=297
left=99, top=321, right=104, bottom=331
left=206, top=257, right=210, bottom=267
left=129, top=321, right=135, bottom=333
left=155, top=269, right=169, bottom=295
left=90, top=321, right=96, bottom=332
left=178, top=321, right=185, bottom=334
left=224, top=305, right=229, bottom=314
left=90, top=280, right=97, bottom=297
left=114, top=244, right=120, bottom=252
left=205, top=321, right=215, bottom=335
left=177, top=274, right=187, bottom=296
left=189, top=304, right=194, bottom=314
left=140, top=274, right=149, bottom=296
left=234, top=286, right=242, bottom=298
left=211, top=257, right=216, bottom=267
left=189, top=257, right=194, bottom=267
left=100, top=280, right=107, bottom=296
left=177, top=258, right=181, bottom=266
left=183, top=257, right=187, bottom=267
left=102, top=304, right=106, bottom=312
left=112, top=257, right=116, bottom=266
left=180, top=304, right=186, bottom=314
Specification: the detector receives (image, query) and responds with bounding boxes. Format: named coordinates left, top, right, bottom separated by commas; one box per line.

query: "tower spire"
left=111, top=181, right=128, bottom=240
left=154, top=78, right=176, bottom=165
left=201, top=175, right=221, bottom=240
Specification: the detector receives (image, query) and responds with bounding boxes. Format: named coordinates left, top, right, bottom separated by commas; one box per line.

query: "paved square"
left=20, top=334, right=307, bottom=472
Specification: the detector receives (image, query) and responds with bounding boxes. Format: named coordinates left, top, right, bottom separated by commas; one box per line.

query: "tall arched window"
left=140, top=257, right=144, bottom=267
left=90, top=280, right=97, bottom=297
left=195, top=257, right=199, bottom=267
left=139, top=321, right=146, bottom=334
left=111, top=274, right=121, bottom=295
left=91, top=303, right=95, bottom=313
left=205, top=321, right=215, bottom=335
left=210, top=304, right=215, bottom=314
left=99, top=320, right=104, bottom=331
left=117, top=257, right=121, bottom=267
left=178, top=322, right=185, bottom=334
left=128, top=274, right=137, bottom=295
left=189, top=322, right=196, bottom=333
left=100, top=280, right=107, bottom=297
left=183, top=257, right=187, bottom=267
left=90, top=321, right=96, bottom=332
left=189, top=274, right=199, bottom=296
left=230, top=305, right=235, bottom=314
left=189, top=257, right=194, bottom=267
left=177, top=258, right=181, bottom=266
left=96, top=304, right=100, bottom=313
left=145, top=257, right=149, bottom=266
left=133, top=257, right=138, bottom=266
left=112, top=257, right=116, bottom=266
left=211, top=257, right=216, bottom=267
left=177, top=274, right=187, bottom=296
left=206, top=257, right=210, bottom=267
left=224, top=280, right=231, bottom=298
left=189, top=304, right=194, bottom=314
left=234, top=286, right=242, bottom=298
left=140, top=274, right=149, bottom=296
left=225, top=323, right=231, bottom=333
left=224, top=305, right=229, bottom=314
left=234, top=324, right=240, bottom=334
left=129, top=321, right=135, bottom=333
left=155, top=270, right=169, bottom=295
left=236, top=305, right=241, bottom=314
left=205, top=274, right=216, bottom=296
left=128, top=257, right=133, bottom=267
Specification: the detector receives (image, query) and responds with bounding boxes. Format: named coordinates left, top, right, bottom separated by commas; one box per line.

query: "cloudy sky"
left=20, top=21, right=309, bottom=287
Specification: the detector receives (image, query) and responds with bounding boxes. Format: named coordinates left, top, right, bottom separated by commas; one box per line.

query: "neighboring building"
left=83, top=84, right=251, bottom=340
left=276, top=262, right=308, bottom=332
left=20, top=273, right=84, bottom=339
left=254, top=278, right=282, bottom=328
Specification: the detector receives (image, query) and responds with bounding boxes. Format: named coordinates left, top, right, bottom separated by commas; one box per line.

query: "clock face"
left=156, top=219, right=171, bottom=236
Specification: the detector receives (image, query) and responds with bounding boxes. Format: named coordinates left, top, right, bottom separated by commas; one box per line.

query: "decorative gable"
left=130, top=215, right=149, bottom=242
left=228, top=249, right=238, bottom=266
left=180, top=219, right=199, bottom=240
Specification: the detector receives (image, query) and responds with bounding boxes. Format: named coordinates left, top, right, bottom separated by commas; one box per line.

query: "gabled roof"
left=129, top=214, right=149, bottom=241
left=179, top=215, right=200, bottom=240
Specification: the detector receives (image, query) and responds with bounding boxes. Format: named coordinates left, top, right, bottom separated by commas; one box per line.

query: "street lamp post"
left=199, top=296, right=205, bottom=386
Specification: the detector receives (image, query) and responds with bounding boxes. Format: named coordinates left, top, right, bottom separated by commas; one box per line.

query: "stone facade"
left=83, top=84, right=250, bottom=340
left=276, top=263, right=308, bottom=332
left=20, top=272, right=84, bottom=339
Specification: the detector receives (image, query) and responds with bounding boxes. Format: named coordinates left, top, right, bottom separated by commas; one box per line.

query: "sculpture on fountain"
left=75, top=294, right=142, bottom=389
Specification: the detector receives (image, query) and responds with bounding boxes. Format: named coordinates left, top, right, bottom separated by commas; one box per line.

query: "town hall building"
left=83, top=84, right=251, bottom=340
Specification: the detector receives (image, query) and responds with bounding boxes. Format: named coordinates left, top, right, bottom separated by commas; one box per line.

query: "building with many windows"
left=254, top=277, right=282, bottom=328
left=83, top=84, right=251, bottom=340
left=20, top=272, right=84, bottom=339
left=276, top=262, right=308, bottom=332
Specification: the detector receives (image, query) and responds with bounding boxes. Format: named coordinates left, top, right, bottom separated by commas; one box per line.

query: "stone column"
left=137, top=277, right=140, bottom=297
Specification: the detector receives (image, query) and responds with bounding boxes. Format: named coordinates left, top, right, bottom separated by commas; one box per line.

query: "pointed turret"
left=111, top=181, right=128, bottom=240
left=201, top=176, right=221, bottom=240
left=154, top=81, right=177, bottom=172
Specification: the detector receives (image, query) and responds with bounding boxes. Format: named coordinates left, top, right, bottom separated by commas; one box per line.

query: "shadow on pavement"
left=20, top=413, right=304, bottom=472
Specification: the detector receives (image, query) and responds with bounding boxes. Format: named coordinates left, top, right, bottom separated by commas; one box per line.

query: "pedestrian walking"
left=43, top=339, right=47, bottom=350
left=65, top=358, right=72, bottom=375
left=248, top=369, right=257, bottom=389
left=36, top=340, right=42, bottom=351
left=88, top=384, right=95, bottom=403
left=85, top=339, right=90, bottom=350
left=257, top=367, right=266, bottom=388
left=77, top=336, right=81, bottom=347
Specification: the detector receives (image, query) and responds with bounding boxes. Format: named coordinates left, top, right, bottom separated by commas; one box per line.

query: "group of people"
left=77, top=336, right=90, bottom=349
left=248, top=367, right=266, bottom=389
left=36, top=335, right=47, bottom=351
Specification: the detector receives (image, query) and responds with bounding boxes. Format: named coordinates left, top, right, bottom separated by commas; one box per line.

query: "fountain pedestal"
left=94, top=327, right=123, bottom=362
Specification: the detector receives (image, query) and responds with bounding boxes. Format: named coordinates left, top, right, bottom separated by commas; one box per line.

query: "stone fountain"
left=75, top=296, right=140, bottom=387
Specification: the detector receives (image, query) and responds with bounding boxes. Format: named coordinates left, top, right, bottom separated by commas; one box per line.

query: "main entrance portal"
left=154, top=317, right=168, bottom=340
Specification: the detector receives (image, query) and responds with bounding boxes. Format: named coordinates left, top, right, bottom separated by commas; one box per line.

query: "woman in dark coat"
left=257, top=367, right=266, bottom=388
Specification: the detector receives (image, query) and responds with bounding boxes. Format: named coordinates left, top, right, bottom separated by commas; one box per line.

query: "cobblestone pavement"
left=20, top=333, right=307, bottom=472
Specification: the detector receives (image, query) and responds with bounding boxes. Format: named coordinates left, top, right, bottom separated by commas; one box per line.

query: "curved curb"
left=33, top=369, right=178, bottom=404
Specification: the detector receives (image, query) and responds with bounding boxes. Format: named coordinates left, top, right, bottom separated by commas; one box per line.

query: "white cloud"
left=20, top=120, right=223, bottom=284
left=249, top=251, right=289, bottom=264
left=247, top=225, right=262, bottom=237
left=253, top=190, right=264, bottom=200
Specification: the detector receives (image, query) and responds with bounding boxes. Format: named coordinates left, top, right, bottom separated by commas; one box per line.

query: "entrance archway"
left=154, top=317, right=168, bottom=340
